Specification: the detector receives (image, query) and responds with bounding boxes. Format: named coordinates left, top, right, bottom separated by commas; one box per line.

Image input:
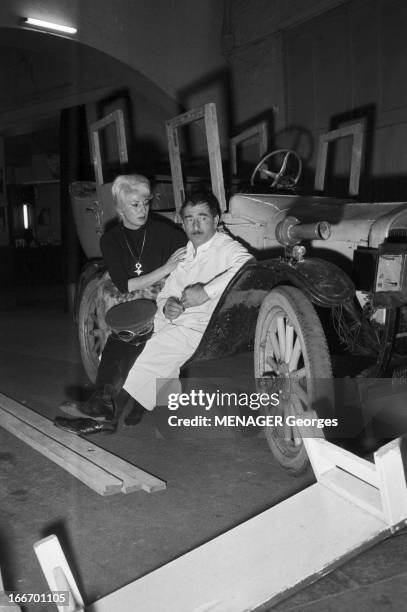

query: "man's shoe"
left=54, top=417, right=116, bottom=435
left=124, top=402, right=146, bottom=426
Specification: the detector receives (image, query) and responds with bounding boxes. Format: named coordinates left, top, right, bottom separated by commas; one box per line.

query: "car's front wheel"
left=254, top=285, right=333, bottom=475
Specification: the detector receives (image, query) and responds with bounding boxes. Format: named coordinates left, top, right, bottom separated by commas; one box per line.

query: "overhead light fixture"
left=22, top=18, right=77, bottom=35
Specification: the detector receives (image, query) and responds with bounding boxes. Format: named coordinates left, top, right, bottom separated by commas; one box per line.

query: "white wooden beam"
left=0, top=567, right=22, bottom=611
left=88, top=483, right=387, bottom=612
left=375, top=437, right=407, bottom=528
left=304, top=437, right=379, bottom=486
left=34, top=535, right=85, bottom=612
left=88, top=437, right=407, bottom=611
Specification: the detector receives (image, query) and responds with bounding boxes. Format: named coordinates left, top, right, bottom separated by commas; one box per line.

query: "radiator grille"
left=388, top=229, right=407, bottom=242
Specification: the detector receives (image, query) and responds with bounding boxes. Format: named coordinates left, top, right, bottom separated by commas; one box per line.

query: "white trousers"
left=122, top=318, right=202, bottom=410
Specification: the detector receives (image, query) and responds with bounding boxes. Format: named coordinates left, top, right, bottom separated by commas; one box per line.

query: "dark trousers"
left=95, top=335, right=146, bottom=393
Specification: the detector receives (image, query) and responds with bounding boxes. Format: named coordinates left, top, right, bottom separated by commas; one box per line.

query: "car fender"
left=186, top=258, right=354, bottom=364
left=260, top=257, right=355, bottom=308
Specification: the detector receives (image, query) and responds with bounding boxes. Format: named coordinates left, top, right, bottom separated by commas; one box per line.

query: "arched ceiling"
left=0, top=26, right=179, bottom=135
left=0, top=0, right=225, bottom=102
left=0, top=1, right=226, bottom=171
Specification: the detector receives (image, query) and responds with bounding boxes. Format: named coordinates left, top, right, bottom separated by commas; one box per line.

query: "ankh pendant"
left=134, top=262, right=143, bottom=276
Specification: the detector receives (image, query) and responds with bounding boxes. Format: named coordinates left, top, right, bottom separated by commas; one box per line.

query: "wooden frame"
left=90, top=110, right=128, bottom=185
left=230, top=121, right=268, bottom=177
left=314, top=121, right=364, bottom=196
left=166, top=103, right=226, bottom=214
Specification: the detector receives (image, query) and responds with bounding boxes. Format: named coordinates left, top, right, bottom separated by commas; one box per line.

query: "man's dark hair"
left=180, top=190, right=221, bottom=218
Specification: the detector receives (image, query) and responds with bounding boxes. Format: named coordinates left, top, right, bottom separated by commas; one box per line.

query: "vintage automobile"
left=71, top=105, right=407, bottom=475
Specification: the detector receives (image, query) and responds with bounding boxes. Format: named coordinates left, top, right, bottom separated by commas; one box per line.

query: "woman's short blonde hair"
left=111, top=174, right=151, bottom=219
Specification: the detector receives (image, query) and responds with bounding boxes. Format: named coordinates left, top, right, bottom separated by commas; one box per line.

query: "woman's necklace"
left=122, top=226, right=147, bottom=276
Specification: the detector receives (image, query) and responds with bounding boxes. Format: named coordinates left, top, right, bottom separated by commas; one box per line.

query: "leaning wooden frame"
left=165, top=102, right=227, bottom=214
left=229, top=120, right=268, bottom=178
left=89, top=109, right=128, bottom=187
left=314, top=121, right=365, bottom=196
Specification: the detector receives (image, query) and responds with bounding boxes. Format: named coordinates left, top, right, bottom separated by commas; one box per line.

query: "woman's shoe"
left=59, top=384, right=115, bottom=421
left=54, top=417, right=117, bottom=435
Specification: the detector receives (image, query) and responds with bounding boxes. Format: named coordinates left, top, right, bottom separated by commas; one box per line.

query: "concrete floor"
left=0, top=305, right=406, bottom=611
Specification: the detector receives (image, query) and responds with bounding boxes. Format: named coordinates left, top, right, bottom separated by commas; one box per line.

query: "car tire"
left=254, top=285, right=333, bottom=475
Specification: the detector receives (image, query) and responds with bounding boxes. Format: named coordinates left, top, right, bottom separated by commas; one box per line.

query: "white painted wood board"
left=89, top=484, right=388, bottom=612
left=34, top=535, right=85, bottom=612
left=0, top=568, right=23, bottom=611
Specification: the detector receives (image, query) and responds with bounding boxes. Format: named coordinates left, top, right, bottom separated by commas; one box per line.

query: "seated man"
left=121, top=190, right=252, bottom=415
left=57, top=190, right=252, bottom=432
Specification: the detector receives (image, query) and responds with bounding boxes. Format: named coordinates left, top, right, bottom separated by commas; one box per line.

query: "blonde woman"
left=57, top=174, right=186, bottom=432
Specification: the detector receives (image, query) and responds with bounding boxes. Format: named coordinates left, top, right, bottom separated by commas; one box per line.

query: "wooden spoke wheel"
left=254, top=285, right=333, bottom=475
left=78, top=276, right=109, bottom=383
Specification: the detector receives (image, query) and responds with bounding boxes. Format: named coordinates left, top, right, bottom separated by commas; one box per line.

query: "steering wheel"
left=250, top=149, right=302, bottom=189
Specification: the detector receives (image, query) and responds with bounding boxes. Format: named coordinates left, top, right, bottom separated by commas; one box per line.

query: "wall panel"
left=283, top=0, right=407, bottom=198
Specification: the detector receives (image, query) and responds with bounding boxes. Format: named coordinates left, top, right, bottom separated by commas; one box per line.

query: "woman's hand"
left=163, top=247, right=187, bottom=273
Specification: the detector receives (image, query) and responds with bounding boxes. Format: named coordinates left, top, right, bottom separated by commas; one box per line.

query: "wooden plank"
left=165, top=106, right=205, bottom=129
left=204, top=103, right=227, bottom=212
left=0, top=393, right=166, bottom=494
left=302, top=436, right=334, bottom=480
left=0, top=407, right=122, bottom=496
left=166, top=119, right=185, bottom=215
left=34, top=535, right=85, bottom=612
left=0, top=567, right=21, bottom=612
left=304, top=438, right=379, bottom=487
left=320, top=467, right=383, bottom=520
left=375, top=437, right=407, bottom=528
left=88, top=483, right=388, bottom=612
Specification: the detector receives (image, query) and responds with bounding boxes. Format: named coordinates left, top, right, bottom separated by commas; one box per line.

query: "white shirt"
left=156, top=231, right=252, bottom=333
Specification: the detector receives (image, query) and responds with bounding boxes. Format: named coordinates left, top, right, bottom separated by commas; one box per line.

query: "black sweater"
left=100, top=214, right=186, bottom=293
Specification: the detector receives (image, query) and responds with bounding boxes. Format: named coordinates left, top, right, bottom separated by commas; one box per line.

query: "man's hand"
left=163, top=296, right=184, bottom=321
left=181, top=283, right=209, bottom=308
